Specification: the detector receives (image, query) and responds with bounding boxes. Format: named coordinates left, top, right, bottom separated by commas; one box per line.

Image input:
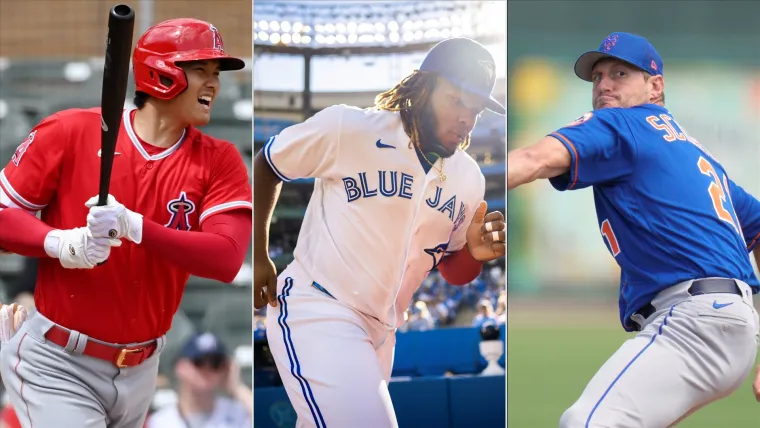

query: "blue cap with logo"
left=574, top=32, right=663, bottom=82
left=180, top=332, right=227, bottom=360
left=419, top=37, right=505, bottom=115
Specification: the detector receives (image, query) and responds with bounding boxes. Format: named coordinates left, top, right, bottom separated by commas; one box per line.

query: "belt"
left=44, top=325, right=157, bottom=369
left=634, top=278, right=742, bottom=321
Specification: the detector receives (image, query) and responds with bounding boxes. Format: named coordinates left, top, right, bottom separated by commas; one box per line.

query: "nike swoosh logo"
left=376, top=139, right=395, bottom=149
left=97, top=150, right=121, bottom=157
left=101, top=117, right=108, bottom=132
left=712, top=300, right=734, bottom=310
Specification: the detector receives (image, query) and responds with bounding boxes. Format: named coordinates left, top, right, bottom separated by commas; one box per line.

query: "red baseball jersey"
left=0, top=108, right=252, bottom=343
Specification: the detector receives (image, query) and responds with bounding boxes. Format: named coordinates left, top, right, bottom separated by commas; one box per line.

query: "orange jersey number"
left=601, top=219, right=621, bottom=257
left=697, top=156, right=740, bottom=234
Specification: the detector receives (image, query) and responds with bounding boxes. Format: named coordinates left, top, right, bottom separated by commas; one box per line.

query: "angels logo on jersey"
left=11, top=130, right=37, bottom=167
left=165, top=191, right=196, bottom=231
left=210, top=25, right=224, bottom=51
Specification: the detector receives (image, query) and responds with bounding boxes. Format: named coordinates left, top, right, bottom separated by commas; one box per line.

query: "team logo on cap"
left=601, top=35, right=619, bottom=52
left=478, top=60, right=495, bottom=84
left=650, top=60, right=658, bottom=71
left=210, top=25, right=224, bottom=51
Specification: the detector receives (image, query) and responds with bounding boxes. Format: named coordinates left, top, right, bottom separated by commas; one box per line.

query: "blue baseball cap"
left=180, top=332, right=227, bottom=360
left=419, top=37, right=505, bottom=115
left=574, top=32, right=663, bottom=82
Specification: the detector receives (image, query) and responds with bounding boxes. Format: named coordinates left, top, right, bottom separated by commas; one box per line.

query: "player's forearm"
left=438, top=247, right=483, bottom=285
left=0, top=208, right=52, bottom=258
left=507, top=136, right=572, bottom=190
left=253, top=152, right=282, bottom=259
left=507, top=148, right=544, bottom=190
left=141, top=210, right=252, bottom=283
left=753, top=248, right=760, bottom=274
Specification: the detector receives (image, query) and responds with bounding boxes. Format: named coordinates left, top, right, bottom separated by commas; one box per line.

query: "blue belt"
left=312, top=282, right=336, bottom=300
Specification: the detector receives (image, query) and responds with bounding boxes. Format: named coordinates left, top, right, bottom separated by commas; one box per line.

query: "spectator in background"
left=407, top=301, right=436, bottom=331
left=147, top=333, right=252, bottom=428
left=495, top=291, right=506, bottom=326
left=4, top=257, right=37, bottom=311
left=472, top=299, right=497, bottom=329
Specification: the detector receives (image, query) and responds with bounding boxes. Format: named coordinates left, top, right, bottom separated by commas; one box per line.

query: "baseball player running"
left=508, top=32, right=760, bottom=427
left=0, top=19, right=252, bottom=428
left=253, top=37, right=506, bottom=427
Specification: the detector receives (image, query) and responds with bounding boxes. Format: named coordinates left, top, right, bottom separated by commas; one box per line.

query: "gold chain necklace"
left=413, top=141, right=446, bottom=182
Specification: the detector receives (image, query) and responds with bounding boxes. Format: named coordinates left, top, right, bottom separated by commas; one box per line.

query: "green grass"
left=508, top=326, right=760, bottom=427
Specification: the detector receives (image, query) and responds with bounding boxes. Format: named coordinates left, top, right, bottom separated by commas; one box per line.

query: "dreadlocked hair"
left=374, top=69, right=472, bottom=151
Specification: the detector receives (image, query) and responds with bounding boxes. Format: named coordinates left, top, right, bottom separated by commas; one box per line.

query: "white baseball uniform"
left=263, top=104, right=485, bottom=427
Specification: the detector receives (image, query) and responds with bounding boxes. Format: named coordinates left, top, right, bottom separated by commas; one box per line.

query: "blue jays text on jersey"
left=342, top=172, right=466, bottom=225
left=547, top=104, right=760, bottom=331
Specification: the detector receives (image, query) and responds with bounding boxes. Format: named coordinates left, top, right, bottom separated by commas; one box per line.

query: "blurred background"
left=0, top=0, right=253, bottom=426
left=253, top=1, right=506, bottom=427
left=507, top=1, right=760, bottom=426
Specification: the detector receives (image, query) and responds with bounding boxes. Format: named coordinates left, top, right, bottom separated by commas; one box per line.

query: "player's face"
left=426, top=76, right=486, bottom=155
left=591, top=59, right=658, bottom=110
left=174, top=60, right=222, bottom=126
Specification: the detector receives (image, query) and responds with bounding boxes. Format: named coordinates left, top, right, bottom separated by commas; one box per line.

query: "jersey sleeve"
left=262, top=105, right=344, bottom=181
left=727, top=178, right=760, bottom=252
left=0, top=115, right=67, bottom=212
left=199, top=145, right=253, bottom=225
left=547, top=110, right=637, bottom=191
left=448, top=170, right=486, bottom=252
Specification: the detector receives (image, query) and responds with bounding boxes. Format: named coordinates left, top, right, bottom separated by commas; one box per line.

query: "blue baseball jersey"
left=548, top=104, right=760, bottom=331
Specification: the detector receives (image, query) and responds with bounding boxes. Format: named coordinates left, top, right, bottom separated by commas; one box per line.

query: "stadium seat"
left=412, top=328, right=483, bottom=376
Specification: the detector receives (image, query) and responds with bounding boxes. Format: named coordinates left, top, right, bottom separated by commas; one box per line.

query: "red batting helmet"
left=132, top=18, right=245, bottom=100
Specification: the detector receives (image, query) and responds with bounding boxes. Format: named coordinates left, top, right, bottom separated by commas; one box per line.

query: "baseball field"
left=508, top=299, right=760, bottom=427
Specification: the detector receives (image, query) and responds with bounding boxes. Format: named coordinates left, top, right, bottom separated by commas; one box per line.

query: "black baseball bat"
left=98, top=4, right=135, bottom=207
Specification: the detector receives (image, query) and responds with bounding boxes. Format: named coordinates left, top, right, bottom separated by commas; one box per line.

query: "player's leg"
left=265, top=275, right=396, bottom=428
left=559, top=292, right=759, bottom=428
left=373, top=330, right=399, bottom=426
left=106, top=337, right=166, bottom=428
left=0, top=313, right=109, bottom=428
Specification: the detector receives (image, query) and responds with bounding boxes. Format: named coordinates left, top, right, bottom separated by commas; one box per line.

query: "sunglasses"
left=191, top=354, right=227, bottom=370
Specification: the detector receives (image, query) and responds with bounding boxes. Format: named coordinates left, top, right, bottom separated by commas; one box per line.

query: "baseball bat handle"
left=97, top=4, right=135, bottom=207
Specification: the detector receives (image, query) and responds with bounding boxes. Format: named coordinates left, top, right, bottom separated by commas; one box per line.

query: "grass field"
left=507, top=299, right=760, bottom=427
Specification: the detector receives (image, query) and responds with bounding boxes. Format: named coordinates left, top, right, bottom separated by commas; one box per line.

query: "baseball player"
left=0, top=18, right=252, bottom=428
left=253, top=37, right=506, bottom=427
left=507, top=32, right=760, bottom=427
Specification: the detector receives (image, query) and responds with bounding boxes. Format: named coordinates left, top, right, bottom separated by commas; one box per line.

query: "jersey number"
left=600, top=219, right=621, bottom=257
left=697, top=156, right=740, bottom=234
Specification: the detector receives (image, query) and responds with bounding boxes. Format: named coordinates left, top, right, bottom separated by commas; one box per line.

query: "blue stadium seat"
left=413, top=327, right=482, bottom=376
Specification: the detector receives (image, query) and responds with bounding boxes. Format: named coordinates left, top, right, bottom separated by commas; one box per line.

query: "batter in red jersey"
left=0, top=18, right=252, bottom=428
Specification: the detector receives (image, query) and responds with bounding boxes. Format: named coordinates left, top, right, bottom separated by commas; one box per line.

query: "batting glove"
left=85, top=194, right=144, bottom=244
left=44, top=227, right=121, bottom=269
left=0, top=303, right=27, bottom=343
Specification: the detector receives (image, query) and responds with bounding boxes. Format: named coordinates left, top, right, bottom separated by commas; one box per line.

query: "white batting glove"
left=85, top=194, right=144, bottom=244
left=44, top=227, right=121, bottom=269
left=0, top=303, right=27, bottom=343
